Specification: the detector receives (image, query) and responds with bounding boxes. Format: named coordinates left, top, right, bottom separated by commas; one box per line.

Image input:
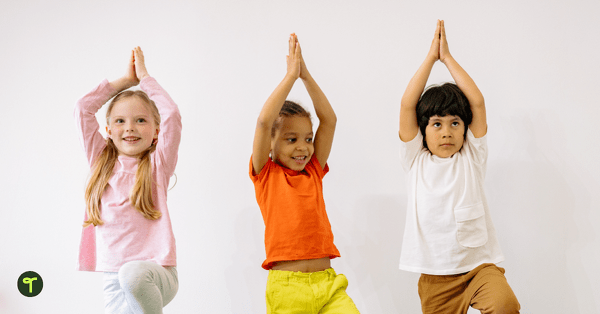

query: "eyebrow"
left=283, top=132, right=314, bottom=136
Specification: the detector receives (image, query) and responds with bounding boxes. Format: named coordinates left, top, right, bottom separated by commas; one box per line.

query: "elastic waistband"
left=268, top=267, right=337, bottom=284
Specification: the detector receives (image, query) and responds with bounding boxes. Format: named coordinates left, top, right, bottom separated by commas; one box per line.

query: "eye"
left=287, top=138, right=297, bottom=143
left=137, top=118, right=146, bottom=123
left=433, top=122, right=441, bottom=128
left=452, top=121, right=460, bottom=126
left=306, top=138, right=313, bottom=143
left=115, top=118, right=124, bottom=123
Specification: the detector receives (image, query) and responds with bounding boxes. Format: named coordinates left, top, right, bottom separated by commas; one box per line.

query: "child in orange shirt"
left=250, top=34, right=360, bottom=313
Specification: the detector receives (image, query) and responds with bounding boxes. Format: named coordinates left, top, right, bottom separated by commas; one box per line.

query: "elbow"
left=256, top=116, right=273, bottom=131
left=74, top=101, right=84, bottom=118
left=320, top=114, right=337, bottom=131
left=330, top=113, right=337, bottom=126
left=471, top=97, right=485, bottom=110
left=400, top=100, right=417, bottom=111
left=322, top=113, right=337, bottom=128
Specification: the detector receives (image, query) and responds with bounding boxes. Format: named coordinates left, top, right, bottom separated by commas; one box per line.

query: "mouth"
left=292, top=156, right=307, bottom=164
left=123, top=136, right=141, bottom=143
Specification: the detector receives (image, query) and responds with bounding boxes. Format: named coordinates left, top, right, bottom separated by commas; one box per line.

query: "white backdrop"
left=1, top=0, right=599, bottom=313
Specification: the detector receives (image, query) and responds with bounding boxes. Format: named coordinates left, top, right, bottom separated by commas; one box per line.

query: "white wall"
left=1, top=0, right=599, bottom=313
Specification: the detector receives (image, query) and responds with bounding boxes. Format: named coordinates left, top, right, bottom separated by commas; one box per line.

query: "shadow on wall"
left=331, top=193, right=419, bottom=312
left=225, top=206, right=266, bottom=313
left=486, top=115, right=597, bottom=313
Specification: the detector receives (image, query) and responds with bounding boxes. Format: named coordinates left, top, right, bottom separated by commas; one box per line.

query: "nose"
left=441, top=125, right=452, bottom=138
left=125, top=121, right=135, bottom=132
left=296, top=142, right=308, bottom=151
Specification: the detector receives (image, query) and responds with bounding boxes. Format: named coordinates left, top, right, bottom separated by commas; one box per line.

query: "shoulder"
left=399, top=129, right=426, bottom=171
left=462, top=128, right=488, bottom=161
left=306, top=155, right=328, bottom=178
left=250, top=156, right=279, bottom=183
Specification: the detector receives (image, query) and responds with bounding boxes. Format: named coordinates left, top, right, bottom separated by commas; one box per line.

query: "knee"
left=118, top=261, right=153, bottom=293
left=491, top=294, right=520, bottom=314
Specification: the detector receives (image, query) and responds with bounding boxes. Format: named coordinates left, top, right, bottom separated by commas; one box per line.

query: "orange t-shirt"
left=250, top=155, right=341, bottom=270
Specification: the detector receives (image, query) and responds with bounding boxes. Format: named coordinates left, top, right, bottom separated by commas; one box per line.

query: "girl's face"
left=270, top=116, right=314, bottom=171
left=425, top=115, right=465, bottom=158
left=106, top=96, right=159, bottom=158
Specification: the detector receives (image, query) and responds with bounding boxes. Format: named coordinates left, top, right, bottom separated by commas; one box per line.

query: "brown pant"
left=418, top=264, right=520, bottom=314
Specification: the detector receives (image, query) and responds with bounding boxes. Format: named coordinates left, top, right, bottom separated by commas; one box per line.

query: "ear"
left=106, top=126, right=111, bottom=137
left=152, top=128, right=160, bottom=145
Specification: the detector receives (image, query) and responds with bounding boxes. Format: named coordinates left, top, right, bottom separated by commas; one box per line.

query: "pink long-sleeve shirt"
left=74, top=77, right=181, bottom=272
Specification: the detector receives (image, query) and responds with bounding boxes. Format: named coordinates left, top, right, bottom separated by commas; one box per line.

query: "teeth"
left=293, top=156, right=306, bottom=160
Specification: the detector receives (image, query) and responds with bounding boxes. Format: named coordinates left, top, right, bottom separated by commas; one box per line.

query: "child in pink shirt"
left=74, top=47, right=181, bottom=313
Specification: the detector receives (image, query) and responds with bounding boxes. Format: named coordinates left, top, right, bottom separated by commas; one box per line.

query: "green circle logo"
left=18, top=271, right=43, bottom=297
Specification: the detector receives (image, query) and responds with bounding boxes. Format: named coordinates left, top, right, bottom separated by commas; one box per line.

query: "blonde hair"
left=83, top=90, right=162, bottom=227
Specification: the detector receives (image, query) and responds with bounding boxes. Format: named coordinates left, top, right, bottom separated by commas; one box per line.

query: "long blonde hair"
left=83, top=90, right=162, bottom=227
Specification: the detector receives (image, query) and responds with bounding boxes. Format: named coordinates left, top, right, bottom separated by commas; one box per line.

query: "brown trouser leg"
left=418, top=264, right=520, bottom=314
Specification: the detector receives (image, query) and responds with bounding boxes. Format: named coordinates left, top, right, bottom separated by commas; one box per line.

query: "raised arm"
left=439, top=20, right=487, bottom=138
left=252, top=34, right=301, bottom=174
left=296, top=35, right=336, bottom=169
left=110, top=49, right=141, bottom=93
left=75, top=49, right=140, bottom=165
left=399, top=20, right=441, bottom=142
left=135, top=47, right=182, bottom=176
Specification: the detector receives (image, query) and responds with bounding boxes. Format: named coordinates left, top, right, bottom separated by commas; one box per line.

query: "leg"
left=319, top=272, right=360, bottom=314
left=103, top=272, right=133, bottom=314
left=266, top=270, right=315, bottom=314
left=418, top=273, right=470, bottom=314
left=118, top=261, right=179, bottom=314
left=467, top=264, right=520, bottom=314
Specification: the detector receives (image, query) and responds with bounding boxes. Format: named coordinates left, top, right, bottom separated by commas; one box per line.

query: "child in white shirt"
left=398, top=20, right=520, bottom=314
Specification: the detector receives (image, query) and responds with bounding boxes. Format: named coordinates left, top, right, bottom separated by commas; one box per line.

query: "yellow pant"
left=418, top=263, right=520, bottom=314
left=266, top=268, right=360, bottom=314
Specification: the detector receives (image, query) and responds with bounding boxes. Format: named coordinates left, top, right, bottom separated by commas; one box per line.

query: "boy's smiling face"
left=425, top=115, right=465, bottom=158
left=270, top=116, right=314, bottom=171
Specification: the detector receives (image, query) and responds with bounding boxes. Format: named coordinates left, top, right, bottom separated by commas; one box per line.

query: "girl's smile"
left=106, top=96, right=159, bottom=158
left=271, top=116, right=314, bottom=171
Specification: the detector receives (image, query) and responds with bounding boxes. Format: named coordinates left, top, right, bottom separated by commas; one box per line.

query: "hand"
left=439, top=20, right=452, bottom=64
left=426, top=20, right=441, bottom=62
left=295, top=34, right=311, bottom=80
left=286, top=33, right=301, bottom=80
left=124, top=49, right=140, bottom=87
left=133, top=46, right=150, bottom=81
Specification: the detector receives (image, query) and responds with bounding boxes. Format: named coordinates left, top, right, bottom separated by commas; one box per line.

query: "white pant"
left=103, top=261, right=178, bottom=314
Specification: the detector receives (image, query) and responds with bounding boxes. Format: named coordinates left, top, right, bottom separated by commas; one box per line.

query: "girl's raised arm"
left=297, top=35, right=336, bottom=169
left=75, top=50, right=140, bottom=166
left=110, top=49, right=140, bottom=93
left=439, top=20, right=487, bottom=138
left=399, top=20, right=441, bottom=142
left=134, top=47, right=182, bottom=176
left=252, top=35, right=301, bottom=174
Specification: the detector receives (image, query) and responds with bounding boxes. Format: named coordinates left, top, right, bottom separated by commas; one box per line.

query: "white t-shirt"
left=398, top=128, right=504, bottom=275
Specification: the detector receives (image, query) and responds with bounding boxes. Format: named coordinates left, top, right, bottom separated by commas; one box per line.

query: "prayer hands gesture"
left=120, top=47, right=150, bottom=90
left=286, top=33, right=303, bottom=80
left=438, top=20, right=452, bottom=64
left=427, top=20, right=452, bottom=64
left=133, top=46, right=150, bottom=81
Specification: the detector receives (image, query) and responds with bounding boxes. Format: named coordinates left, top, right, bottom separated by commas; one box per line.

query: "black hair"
left=271, top=100, right=312, bottom=137
left=416, top=83, right=472, bottom=149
